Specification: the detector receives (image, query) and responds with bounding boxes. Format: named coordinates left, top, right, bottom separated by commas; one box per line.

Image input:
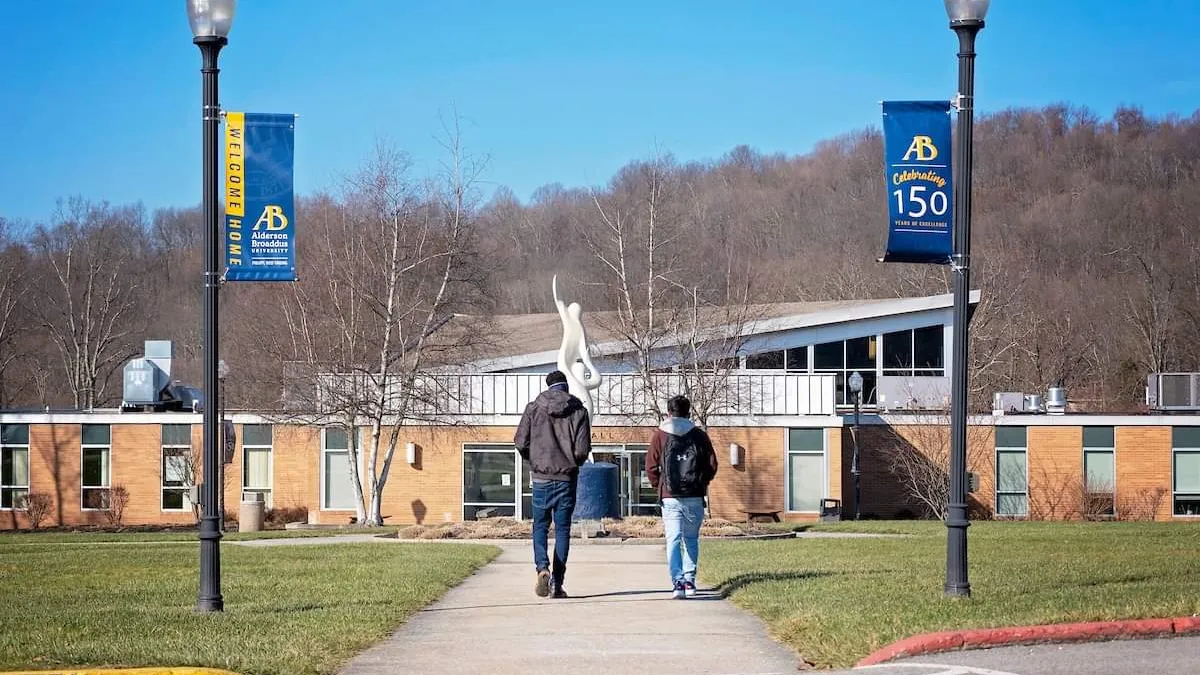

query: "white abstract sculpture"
left=553, top=275, right=603, bottom=421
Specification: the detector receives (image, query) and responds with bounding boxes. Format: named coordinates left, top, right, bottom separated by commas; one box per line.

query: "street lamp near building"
left=218, top=358, right=229, bottom=533
left=187, top=0, right=237, bottom=614
left=847, top=371, right=863, bottom=521
left=943, top=0, right=988, bottom=599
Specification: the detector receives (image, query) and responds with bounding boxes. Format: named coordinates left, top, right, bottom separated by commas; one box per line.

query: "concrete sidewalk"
left=335, top=542, right=801, bottom=675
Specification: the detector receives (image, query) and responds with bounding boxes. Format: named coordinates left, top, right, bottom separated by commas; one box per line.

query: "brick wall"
left=843, top=423, right=996, bottom=519
left=1115, top=426, right=1173, bottom=521
left=115, top=423, right=195, bottom=527
left=1027, top=426, right=1083, bottom=520
left=4, top=417, right=1188, bottom=529
left=271, top=424, right=320, bottom=515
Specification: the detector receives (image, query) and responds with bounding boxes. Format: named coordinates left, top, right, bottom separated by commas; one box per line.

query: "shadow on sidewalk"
left=422, top=589, right=735, bottom=612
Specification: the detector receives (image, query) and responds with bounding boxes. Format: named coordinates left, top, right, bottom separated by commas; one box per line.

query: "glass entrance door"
left=591, top=444, right=661, bottom=517
left=463, top=445, right=519, bottom=520
left=627, top=446, right=661, bottom=516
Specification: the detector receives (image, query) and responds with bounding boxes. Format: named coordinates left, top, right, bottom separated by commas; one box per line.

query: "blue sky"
left=3, top=0, right=1198, bottom=223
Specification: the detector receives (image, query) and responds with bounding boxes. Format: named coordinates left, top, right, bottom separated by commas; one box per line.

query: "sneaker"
left=535, top=569, right=551, bottom=598
left=684, top=581, right=697, bottom=597
left=552, top=585, right=569, bottom=599
left=672, top=581, right=687, bottom=599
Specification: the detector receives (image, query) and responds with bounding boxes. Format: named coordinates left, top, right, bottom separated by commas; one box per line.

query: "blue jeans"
left=662, top=497, right=705, bottom=584
left=532, top=478, right=577, bottom=586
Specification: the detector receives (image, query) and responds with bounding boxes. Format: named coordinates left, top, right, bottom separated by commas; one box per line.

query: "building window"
left=995, top=426, right=1028, bottom=517
left=1082, top=426, right=1115, bottom=518
left=882, top=326, right=945, bottom=377
left=745, top=347, right=807, bottom=372
left=1173, top=427, right=1200, bottom=516
left=786, top=428, right=825, bottom=512
left=814, top=337, right=877, bottom=405
left=463, top=444, right=519, bottom=520
left=81, top=424, right=111, bottom=510
left=745, top=350, right=784, bottom=370
left=242, top=424, right=273, bottom=507
left=1, top=424, right=30, bottom=510
left=161, top=424, right=193, bottom=512
left=322, top=427, right=358, bottom=510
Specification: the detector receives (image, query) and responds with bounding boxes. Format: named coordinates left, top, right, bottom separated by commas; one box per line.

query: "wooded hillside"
left=1, top=105, right=1196, bottom=411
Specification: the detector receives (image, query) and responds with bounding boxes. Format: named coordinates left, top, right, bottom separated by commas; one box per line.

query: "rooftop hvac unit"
left=1147, top=373, right=1200, bottom=412
left=121, top=340, right=203, bottom=412
left=993, top=392, right=1025, bottom=415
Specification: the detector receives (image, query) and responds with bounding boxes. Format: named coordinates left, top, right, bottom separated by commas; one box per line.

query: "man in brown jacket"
left=514, top=370, right=592, bottom=598
left=646, top=395, right=718, bottom=598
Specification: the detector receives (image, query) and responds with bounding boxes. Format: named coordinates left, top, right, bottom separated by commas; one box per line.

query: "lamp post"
left=944, top=0, right=987, bottom=599
left=188, top=0, right=236, bottom=613
left=848, top=371, right=863, bottom=521
left=218, top=358, right=229, bottom=533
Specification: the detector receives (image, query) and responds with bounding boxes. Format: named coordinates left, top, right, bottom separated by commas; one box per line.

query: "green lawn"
left=701, top=521, right=1200, bottom=669
left=0, top=539, right=497, bottom=674
left=0, top=527, right=401, bottom=545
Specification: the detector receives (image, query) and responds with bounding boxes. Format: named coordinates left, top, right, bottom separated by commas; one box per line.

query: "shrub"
left=25, top=493, right=53, bottom=529
left=105, top=486, right=130, bottom=527
left=265, top=504, right=308, bottom=527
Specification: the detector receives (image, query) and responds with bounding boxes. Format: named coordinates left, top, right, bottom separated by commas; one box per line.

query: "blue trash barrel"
left=574, top=461, right=620, bottom=519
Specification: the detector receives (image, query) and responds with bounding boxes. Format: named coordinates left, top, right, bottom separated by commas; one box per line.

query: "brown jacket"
left=646, top=417, right=719, bottom=500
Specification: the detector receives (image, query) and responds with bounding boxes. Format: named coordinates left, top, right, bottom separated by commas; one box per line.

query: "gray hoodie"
left=514, top=386, right=592, bottom=481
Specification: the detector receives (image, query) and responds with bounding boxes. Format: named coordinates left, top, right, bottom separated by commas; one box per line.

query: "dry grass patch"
left=396, top=515, right=787, bottom=539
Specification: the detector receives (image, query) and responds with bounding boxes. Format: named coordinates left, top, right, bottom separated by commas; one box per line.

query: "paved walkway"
left=334, top=542, right=800, bottom=675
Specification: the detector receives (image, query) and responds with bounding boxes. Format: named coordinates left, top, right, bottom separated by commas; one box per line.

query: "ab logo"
left=902, top=135, right=939, bottom=161
left=253, top=205, right=289, bottom=231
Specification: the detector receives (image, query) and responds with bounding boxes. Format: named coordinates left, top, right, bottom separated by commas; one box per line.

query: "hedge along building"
left=3, top=290, right=1199, bottom=529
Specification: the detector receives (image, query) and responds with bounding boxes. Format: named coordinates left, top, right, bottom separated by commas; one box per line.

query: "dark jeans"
left=532, top=477, right=577, bottom=586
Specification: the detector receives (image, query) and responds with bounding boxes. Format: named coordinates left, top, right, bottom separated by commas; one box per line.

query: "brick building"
left=3, top=291, right=1197, bottom=529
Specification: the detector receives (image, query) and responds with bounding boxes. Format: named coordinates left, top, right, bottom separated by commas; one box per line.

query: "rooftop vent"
left=1046, top=386, right=1067, bottom=415
left=121, top=340, right=203, bottom=412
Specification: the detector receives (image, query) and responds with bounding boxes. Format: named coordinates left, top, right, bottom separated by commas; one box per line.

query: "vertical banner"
left=880, top=100, right=954, bottom=264
left=224, top=112, right=297, bottom=281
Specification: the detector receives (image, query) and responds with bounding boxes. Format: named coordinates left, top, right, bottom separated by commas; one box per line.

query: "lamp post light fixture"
left=188, top=0, right=237, bottom=614
left=847, top=371, right=863, bottom=521
left=943, top=0, right=988, bottom=599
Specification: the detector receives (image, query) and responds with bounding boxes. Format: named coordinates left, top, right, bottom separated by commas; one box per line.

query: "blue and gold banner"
left=224, top=112, right=296, bottom=281
left=881, top=100, right=953, bottom=264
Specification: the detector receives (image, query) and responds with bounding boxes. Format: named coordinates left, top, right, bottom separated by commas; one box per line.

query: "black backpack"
left=661, top=430, right=708, bottom=498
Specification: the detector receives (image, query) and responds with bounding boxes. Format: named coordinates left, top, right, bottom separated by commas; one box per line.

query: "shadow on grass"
left=713, top=570, right=834, bottom=598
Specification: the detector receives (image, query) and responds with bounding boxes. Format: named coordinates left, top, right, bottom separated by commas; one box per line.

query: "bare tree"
left=884, top=410, right=993, bottom=519
left=0, top=218, right=30, bottom=406
left=270, top=128, right=489, bottom=526
left=581, top=154, right=686, bottom=422
left=580, top=154, right=771, bottom=424
left=28, top=199, right=145, bottom=408
left=1027, top=461, right=1081, bottom=521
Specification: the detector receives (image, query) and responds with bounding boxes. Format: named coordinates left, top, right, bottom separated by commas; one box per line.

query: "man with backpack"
left=646, top=394, right=719, bottom=599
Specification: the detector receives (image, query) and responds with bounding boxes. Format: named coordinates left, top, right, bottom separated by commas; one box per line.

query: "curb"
left=0, top=662, right=243, bottom=667
left=856, top=616, right=1200, bottom=667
